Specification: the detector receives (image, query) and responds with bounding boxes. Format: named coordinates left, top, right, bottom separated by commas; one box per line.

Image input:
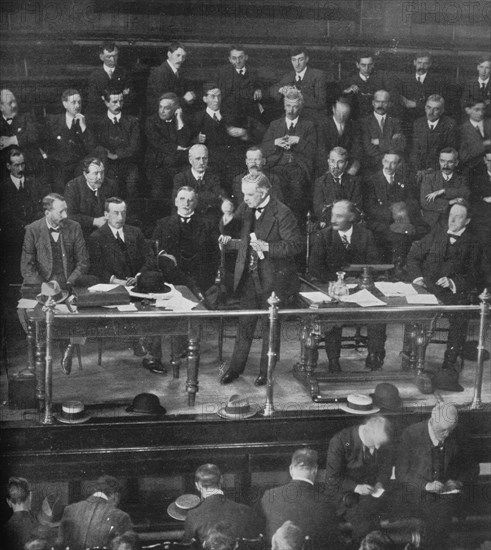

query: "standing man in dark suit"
left=262, top=87, right=316, bottom=222
left=365, top=152, right=428, bottom=269
left=325, top=415, right=393, bottom=545
left=0, top=88, right=42, bottom=176
left=21, top=193, right=89, bottom=290
left=360, top=90, right=406, bottom=174
left=470, top=152, right=491, bottom=284
left=309, top=200, right=386, bottom=371
left=420, top=148, right=470, bottom=229
left=410, top=95, right=458, bottom=172
left=459, top=99, right=491, bottom=178
left=274, top=46, right=327, bottom=122
left=146, top=41, right=196, bottom=115
left=258, top=448, right=340, bottom=550
left=183, top=464, right=261, bottom=544
left=172, top=144, right=226, bottom=224
left=86, top=41, right=133, bottom=118
left=395, top=404, right=478, bottom=550
left=460, top=55, right=491, bottom=119
left=342, top=52, right=398, bottom=121
left=406, top=201, right=482, bottom=391
left=93, top=88, right=141, bottom=200
left=317, top=98, right=362, bottom=176
left=64, top=155, right=118, bottom=239
left=0, top=148, right=47, bottom=287
left=216, top=45, right=264, bottom=125
left=313, top=148, right=363, bottom=228
left=44, top=89, right=95, bottom=193
left=219, top=172, right=303, bottom=386
left=145, top=92, right=191, bottom=210
left=152, top=186, right=219, bottom=294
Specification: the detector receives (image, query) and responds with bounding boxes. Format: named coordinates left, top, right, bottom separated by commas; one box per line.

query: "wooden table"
left=22, top=286, right=204, bottom=412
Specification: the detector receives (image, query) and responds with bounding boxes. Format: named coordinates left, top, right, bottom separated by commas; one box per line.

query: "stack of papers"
left=300, top=291, right=333, bottom=303
left=87, top=283, right=120, bottom=292
left=17, top=299, right=38, bottom=309
left=339, top=289, right=386, bottom=307
left=406, top=294, right=439, bottom=305
left=155, top=295, right=198, bottom=311
left=375, top=282, right=418, bottom=297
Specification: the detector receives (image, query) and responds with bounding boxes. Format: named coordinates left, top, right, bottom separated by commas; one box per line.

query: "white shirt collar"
left=291, top=476, right=314, bottom=486
left=383, top=170, right=395, bottom=184
left=285, top=116, right=299, bottom=127
left=478, top=77, right=490, bottom=85
left=167, top=59, right=179, bottom=74
left=470, top=119, right=484, bottom=129
left=86, top=180, right=99, bottom=193
left=295, top=67, right=307, bottom=80
left=257, top=195, right=271, bottom=210
left=428, top=119, right=440, bottom=128
left=3, top=115, right=14, bottom=123
left=108, top=111, right=122, bottom=122
left=236, top=67, right=247, bottom=75
left=447, top=226, right=466, bottom=237
left=333, top=116, right=344, bottom=132
left=441, top=171, right=453, bottom=181
left=92, top=491, right=109, bottom=501
left=103, top=64, right=114, bottom=77
left=373, top=111, right=386, bottom=124
left=359, top=73, right=369, bottom=82
left=206, top=107, right=221, bottom=120
left=416, top=72, right=427, bottom=83
left=108, top=225, right=124, bottom=240
left=428, top=422, right=441, bottom=447
left=202, top=489, right=224, bottom=499
left=191, top=168, right=205, bottom=180
left=46, top=218, right=60, bottom=231
left=65, top=113, right=75, bottom=128
left=338, top=225, right=353, bottom=240
left=11, top=174, right=24, bottom=189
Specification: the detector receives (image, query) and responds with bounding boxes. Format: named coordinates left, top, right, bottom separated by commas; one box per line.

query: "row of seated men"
left=2, top=145, right=485, bottom=391
left=1, top=404, right=479, bottom=550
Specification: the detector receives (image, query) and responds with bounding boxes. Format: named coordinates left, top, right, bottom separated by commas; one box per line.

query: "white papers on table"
left=87, top=283, right=120, bottom=292
left=155, top=295, right=197, bottom=311
left=17, top=299, right=38, bottom=309
left=375, top=282, right=418, bottom=297
left=300, top=291, right=333, bottom=303
left=102, top=303, right=138, bottom=312
left=54, top=304, right=72, bottom=314
left=339, top=289, right=386, bottom=307
left=406, top=294, right=439, bottom=305
left=371, top=486, right=385, bottom=498
left=439, top=489, right=461, bottom=495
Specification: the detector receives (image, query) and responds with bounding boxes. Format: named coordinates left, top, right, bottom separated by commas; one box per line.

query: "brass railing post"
left=42, top=298, right=56, bottom=424
left=471, top=288, right=490, bottom=410
left=263, top=292, right=281, bottom=417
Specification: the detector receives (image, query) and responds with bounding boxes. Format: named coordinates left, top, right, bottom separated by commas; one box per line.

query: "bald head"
left=0, top=89, right=18, bottom=118
left=373, top=90, right=390, bottom=115
left=430, top=403, right=458, bottom=442
left=331, top=200, right=356, bottom=232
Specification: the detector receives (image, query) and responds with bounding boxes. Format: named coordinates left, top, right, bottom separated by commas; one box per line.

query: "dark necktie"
left=254, top=206, right=265, bottom=218
left=476, top=124, right=484, bottom=138
left=73, top=118, right=80, bottom=130
left=379, top=117, right=385, bottom=132
left=417, top=75, right=422, bottom=84
left=288, top=123, right=295, bottom=135
left=239, top=69, right=245, bottom=76
left=340, top=234, right=350, bottom=249
left=49, top=227, right=59, bottom=233
left=335, top=176, right=341, bottom=186
left=481, top=82, right=486, bottom=93
left=116, top=231, right=124, bottom=244
left=113, top=117, right=119, bottom=125
left=18, top=179, right=24, bottom=190
left=430, top=123, right=435, bottom=131
left=175, top=70, right=180, bottom=79
left=213, top=113, right=219, bottom=122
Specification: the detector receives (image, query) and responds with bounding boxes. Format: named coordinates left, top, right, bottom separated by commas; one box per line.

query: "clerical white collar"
left=338, top=225, right=353, bottom=239
left=291, top=476, right=314, bottom=486
left=206, top=107, right=221, bottom=120
left=167, top=59, right=179, bottom=74
left=191, top=168, right=205, bottom=180
left=108, top=111, right=122, bottom=122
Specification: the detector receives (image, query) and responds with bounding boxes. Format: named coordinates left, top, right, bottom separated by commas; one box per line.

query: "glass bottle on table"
left=331, top=271, right=349, bottom=300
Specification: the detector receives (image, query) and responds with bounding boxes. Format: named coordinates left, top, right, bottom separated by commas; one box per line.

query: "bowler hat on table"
left=133, top=270, right=171, bottom=294
left=370, top=383, right=402, bottom=411
left=126, top=393, right=167, bottom=415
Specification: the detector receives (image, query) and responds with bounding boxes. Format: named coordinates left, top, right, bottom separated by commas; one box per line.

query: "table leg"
left=170, top=335, right=182, bottom=379
left=34, top=322, right=46, bottom=410
left=186, top=321, right=200, bottom=407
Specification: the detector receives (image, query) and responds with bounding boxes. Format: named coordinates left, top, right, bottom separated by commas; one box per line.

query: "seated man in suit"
left=395, top=404, right=478, bottom=550
left=460, top=55, right=491, bottom=119
left=231, top=146, right=284, bottom=204
left=152, top=186, right=219, bottom=295
left=173, top=144, right=226, bottom=224
left=420, top=148, right=470, bottom=229
left=183, top=464, right=261, bottom=544
left=365, top=152, right=428, bottom=270
left=360, top=90, right=406, bottom=173
left=410, top=94, right=458, bottom=172
left=274, top=46, right=327, bottom=122
left=216, top=44, right=264, bottom=125
left=313, top=147, right=363, bottom=228
left=309, top=200, right=386, bottom=371
left=88, top=196, right=166, bottom=372
left=399, top=51, right=444, bottom=135
left=262, top=87, right=316, bottom=222
left=192, top=81, right=249, bottom=184
left=470, top=152, right=491, bottom=284
left=317, top=98, right=361, bottom=176
left=65, top=155, right=118, bottom=240
left=258, top=448, right=340, bottom=550
left=145, top=92, right=191, bottom=210
left=325, top=415, right=393, bottom=545
left=93, top=88, right=141, bottom=200
left=406, top=200, right=482, bottom=392
left=0, top=477, right=38, bottom=550
left=44, top=89, right=95, bottom=193
left=0, top=147, right=47, bottom=288
left=459, top=99, right=491, bottom=178
left=342, top=52, right=398, bottom=121
left=146, top=41, right=196, bottom=115
left=219, top=172, right=303, bottom=386
left=0, top=88, right=42, bottom=177
left=86, top=41, right=133, bottom=118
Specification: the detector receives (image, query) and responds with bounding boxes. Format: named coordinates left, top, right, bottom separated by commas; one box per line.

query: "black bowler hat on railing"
left=126, top=392, right=167, bottom=415
left=370, top=383, right=402, bottom=411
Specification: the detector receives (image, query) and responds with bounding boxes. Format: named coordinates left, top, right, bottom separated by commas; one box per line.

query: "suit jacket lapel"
left=40, top=220, right=53, bottom=268
left=256, top=201, right=276, bottom=241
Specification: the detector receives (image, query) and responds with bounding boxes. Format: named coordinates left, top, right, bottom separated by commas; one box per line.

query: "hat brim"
left=36, top=290, right=69, bottom=305
left=167, top=501, right=191, bottom=521
left=132, top=284, right=172, bottom=295
left=125, top=405, right=167, bottom=414
left=217, top=404, right=261, bottom=420
left=339, top=404, right=380, bottom=415
left=55, top=413, right=91, bottom=424
left=370, top=393, right=402, bottom=411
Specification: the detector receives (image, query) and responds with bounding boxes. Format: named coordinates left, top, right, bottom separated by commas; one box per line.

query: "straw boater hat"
left=217, top=394, right=261, bottom=420
left=167, top=494, right=201, bottom=521
left=339, top=393, right=380, bottom=415
left=36, top=280, right=69, bottom=305
left=56, top=400, right=91, bottom=424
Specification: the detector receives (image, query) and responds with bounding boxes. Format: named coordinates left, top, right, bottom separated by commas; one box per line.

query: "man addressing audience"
left=258, top=448, right=341, bottom=550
